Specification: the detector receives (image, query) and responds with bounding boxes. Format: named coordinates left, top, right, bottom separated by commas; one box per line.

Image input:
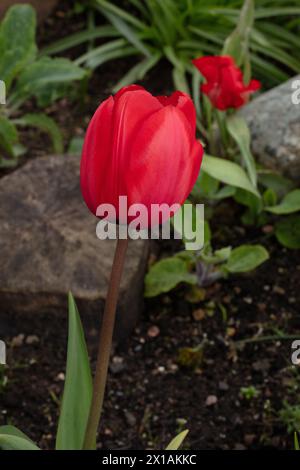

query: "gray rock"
left=0, top=155, right=149, bottom=342
left=241, top=76, right=300, bottom=181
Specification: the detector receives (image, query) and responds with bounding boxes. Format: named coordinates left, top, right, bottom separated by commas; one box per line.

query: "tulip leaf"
left=145, top=258, right=197, bottom=298
left=224, top=245, right=269, bottom=273
left=56, top=293, right=93, bottom=450
left=0, top=426, right=40, bottom=450
left=265, top=189, right=300, bottom=215
left=202, top=155, right=260, bottom=197
left=227, top=115, right=257, bottom=187
left=166, top=430, right=189, bottom=450
left=275, top=215, right=300, bottom=250
left=222, top=0, right=254, bottom=67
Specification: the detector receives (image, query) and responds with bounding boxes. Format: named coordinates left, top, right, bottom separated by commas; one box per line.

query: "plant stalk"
left=83, top=237, right=129, bottom=450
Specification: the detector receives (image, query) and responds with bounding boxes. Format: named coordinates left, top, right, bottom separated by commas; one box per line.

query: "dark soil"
left=1, top=0, right=300, bottom=452
left=1, top=235, right=300, bottom=450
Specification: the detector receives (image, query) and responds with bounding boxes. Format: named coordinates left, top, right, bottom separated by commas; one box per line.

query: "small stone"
left=273, top=285, right=285, bottom=295
left=56, top=372, right=65, bottom=381
left=110, top=356, right=126, bottom=375
left=205, top=395, right=218, bottom=407
left=244, top=434, right=256, bottom=446
left=124, top=410, right=136, bottom=427
left=243, top=297, right=253, bottom=304
left=147, top=326, right=160, bottom=338
left=262, top=225, right=274, bottom=234
left=192, top=309, right=206, bottom=321
left=11, top=334, right=25, bottom=347
left=219, top=381, right=229, bottom=391
left=25, top=335, right=39, bottom=345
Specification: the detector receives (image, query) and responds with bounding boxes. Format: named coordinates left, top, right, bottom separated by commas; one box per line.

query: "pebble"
left=219, top=381, right=229, bottom=391
left=11, top=334, right=25, bottom=347
left=25, top=335, right=39, bottom=345
left=205, top=395, right=218, bottom=407
left=192, top=309, right=206, bottom=321
left=147, top=325, right=160, bottom=338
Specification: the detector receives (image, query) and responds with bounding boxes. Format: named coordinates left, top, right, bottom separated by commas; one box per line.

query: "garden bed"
left=1, top=0, right=300, bottom=451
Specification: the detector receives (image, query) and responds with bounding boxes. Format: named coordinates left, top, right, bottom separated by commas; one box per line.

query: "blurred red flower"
left=192, top=55, right=261, bottom=111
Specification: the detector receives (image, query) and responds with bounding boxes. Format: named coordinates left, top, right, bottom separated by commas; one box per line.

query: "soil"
left=1, top=0, right=300, bottom=451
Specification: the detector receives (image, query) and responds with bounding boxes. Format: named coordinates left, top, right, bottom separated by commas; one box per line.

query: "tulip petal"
left=80, top=96, right=115, bottom=213
left=127, top=106, right=202, bottom=225
left=157, top=91, right=196, bottom=134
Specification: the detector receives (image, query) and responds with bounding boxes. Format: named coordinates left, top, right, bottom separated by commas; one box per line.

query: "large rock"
left=241, top=76, right=300, bottom=182
left=0, top=155, right=149, bottom=342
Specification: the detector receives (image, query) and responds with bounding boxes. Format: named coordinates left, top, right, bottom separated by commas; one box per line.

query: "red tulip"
left=80, top=85, right=203, bottom=227
left=192, top=55, right=261, bottom=111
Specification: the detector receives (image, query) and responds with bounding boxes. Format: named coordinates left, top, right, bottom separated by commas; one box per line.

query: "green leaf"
left=258, top=170, right=293, bottom=197
left=227, top=115, right=257, bottom=187
left=98, top=6, right=150, bottom=57
left=12, top=57, right=86, bottom=107
left=166, top=430, right=189, bottom=450
left=263, top=188, right=277, bottom=207
left=222, top=0, right=254, bottom=66
left=0, top=115, right=18, bottom=158
left=202, top=155, right=260, bottom=197
left=225, top=245, right=269, bottom=273
left=0, top=427, right=40, bottom=450
left=14, top=113, right=63, bottom=154
left=56, top=293, right=93, bottom=450
left=275, top=215, right=300, bottom=250
left=266, top=190, right=300, bottom=215
left=0, top=5, right=37, bottom=90
left=41, top=25, right=118, bottom=56
left=0, top=425, right=39, bottom=450
left=145, top=258, right=196, bottom=298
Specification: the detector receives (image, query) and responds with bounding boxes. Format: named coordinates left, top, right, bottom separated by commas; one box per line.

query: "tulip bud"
left=80, top=85, right=203, bottom=229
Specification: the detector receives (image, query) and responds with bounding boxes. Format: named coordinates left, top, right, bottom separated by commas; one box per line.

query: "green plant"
left=279, top=401, right=300, bottom=434
left=240, top=385, right=260, bottom=400
left=42, top=0, right=300, bottom=94
left=145, top=215, right=269, bottom=298
left=0, top=5, right=86, bottom=168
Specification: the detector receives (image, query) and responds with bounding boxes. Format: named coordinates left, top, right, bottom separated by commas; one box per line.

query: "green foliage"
left=0, top=426, right=40, bottom=450
left=56, top=293, right=93, bottom=450
left=275, top=215, right=300, bottom=250
left=144, top=257, right=197, bottom=298
left=166, top=429, right=189, bottom=450
left=224, top=245, right=269, bottom=273
left=0, top=5, right=86, bottom=167
left=227, top=115, right=257, bottom=188
left=280, top=402, right=300, bottom=434
left=240, top=385, right=260, bottom=400
left=60, top=0, right=300, bottom=90
left=201, top=155, right=259, bottom=197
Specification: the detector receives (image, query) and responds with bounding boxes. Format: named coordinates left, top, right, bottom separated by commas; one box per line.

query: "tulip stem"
left=83, top=237, right=129, bottom=450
